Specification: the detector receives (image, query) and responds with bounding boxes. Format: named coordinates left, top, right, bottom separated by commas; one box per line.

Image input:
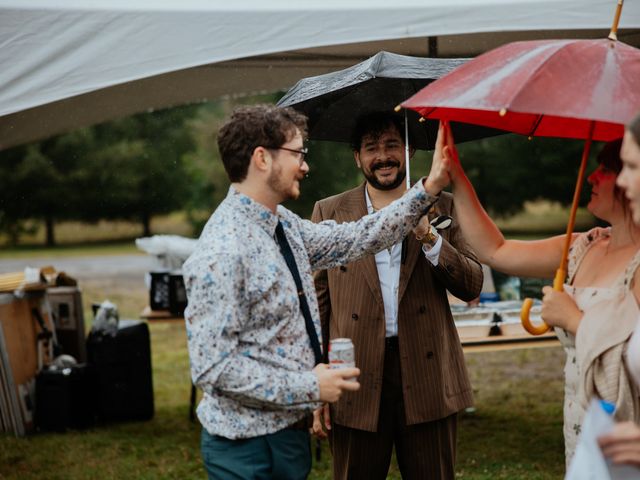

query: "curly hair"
left=217, top=105, right=308, bottom=182
left=350, top=112, right=411, bottom=152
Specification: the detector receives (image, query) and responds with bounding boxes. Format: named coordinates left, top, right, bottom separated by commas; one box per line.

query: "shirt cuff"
left=298, top=370, right=322, bottom=403
left=421, top=234, right=443, bottom=265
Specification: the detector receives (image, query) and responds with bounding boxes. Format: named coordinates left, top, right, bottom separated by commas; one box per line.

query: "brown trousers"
left=330, top=337, right=458, bottom=480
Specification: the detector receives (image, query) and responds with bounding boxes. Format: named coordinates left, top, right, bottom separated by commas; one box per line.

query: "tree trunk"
left=142, top=212, right=151, bottom=237
left=45, top=215, right=55, bottom=247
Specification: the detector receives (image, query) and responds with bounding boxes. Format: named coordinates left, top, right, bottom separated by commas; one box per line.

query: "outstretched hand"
left=426, top=122, right=461, bottom=194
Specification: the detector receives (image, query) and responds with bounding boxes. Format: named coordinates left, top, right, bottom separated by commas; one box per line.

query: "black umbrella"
left=277, top=51, right=498, bottom=150
left=278, top=51, right=499, bottom=188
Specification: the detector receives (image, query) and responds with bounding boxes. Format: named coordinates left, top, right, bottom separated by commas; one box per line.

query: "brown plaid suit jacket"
left=312, top=183, right=483, bottom=431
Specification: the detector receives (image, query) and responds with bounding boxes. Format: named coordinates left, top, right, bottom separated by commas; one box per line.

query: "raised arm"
left=302, top=179, right=439, bottom=272
left=429, top=122, right=569, bottom=279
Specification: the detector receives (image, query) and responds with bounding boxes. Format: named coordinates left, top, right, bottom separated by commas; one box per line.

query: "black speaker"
left=87, top=320, right=154, bottom=422
left=149, top=271, right=171, bottom=311
left=35, top=364, right=95, bottom=431
left=168, top=273, right=187, bottom=317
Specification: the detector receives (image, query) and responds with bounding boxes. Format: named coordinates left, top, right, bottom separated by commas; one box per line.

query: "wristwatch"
left=417, top=225, right=439, bottom=249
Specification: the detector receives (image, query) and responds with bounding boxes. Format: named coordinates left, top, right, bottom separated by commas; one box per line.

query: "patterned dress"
left=558, top=227, right=640, bottom=466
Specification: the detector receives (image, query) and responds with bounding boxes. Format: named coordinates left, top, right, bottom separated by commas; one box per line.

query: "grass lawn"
left=0, top=291, right=566, bottom=479
left=0, top=318, right=565, bottom=479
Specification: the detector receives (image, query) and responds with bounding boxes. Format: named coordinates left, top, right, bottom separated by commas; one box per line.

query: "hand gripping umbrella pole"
left=520, top=121, right=595, bottom=334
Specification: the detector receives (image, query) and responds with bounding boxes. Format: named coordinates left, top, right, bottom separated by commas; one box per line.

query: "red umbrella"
left=400, top=5, right=640, bottom=335
left=401, top=37, right=640, bottom=141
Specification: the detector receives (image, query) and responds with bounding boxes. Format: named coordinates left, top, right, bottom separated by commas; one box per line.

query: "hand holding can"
left=329, top=338, right=357, bottom=382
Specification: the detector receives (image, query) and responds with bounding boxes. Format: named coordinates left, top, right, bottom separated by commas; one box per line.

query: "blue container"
left=479, top=292, right=500, bottom=303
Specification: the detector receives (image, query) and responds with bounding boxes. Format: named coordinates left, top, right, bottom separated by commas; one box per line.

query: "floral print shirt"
left=183, top=181, right=437, bottom=439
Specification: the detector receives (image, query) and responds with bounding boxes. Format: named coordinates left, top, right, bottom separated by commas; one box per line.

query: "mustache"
left=372, top=160, right=401, bottom=171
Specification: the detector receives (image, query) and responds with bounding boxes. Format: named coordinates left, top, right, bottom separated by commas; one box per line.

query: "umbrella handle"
left=520, top=267, right=565, bottom=335
left=520, top=298, right=550, bottom=335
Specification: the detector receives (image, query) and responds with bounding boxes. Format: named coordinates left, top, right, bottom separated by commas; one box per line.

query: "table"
left=460, top=331, right=558, bottom=353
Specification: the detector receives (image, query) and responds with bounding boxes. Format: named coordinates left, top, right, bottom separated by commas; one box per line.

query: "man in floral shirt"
left=183, top=104, right=445, bottom=479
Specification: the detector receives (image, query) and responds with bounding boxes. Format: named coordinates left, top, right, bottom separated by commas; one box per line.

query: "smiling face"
left=587, top=163, right=619, bottom=221
left=266, top=129, right=309, bottom=202
left=354, top=125, right=406, bottom=191
left=616, top=130, right=640, bottom=225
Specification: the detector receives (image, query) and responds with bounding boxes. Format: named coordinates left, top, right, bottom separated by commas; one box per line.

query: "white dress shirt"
left=365, top=188, right=442, bottom=337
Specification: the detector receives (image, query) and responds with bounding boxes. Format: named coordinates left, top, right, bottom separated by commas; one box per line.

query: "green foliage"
left=455, top=134, right=598, bottom=217
left=285, top=140, right=363, bottom=218
left=0, top=106, right=199, bottom=244
left=0, top=94, right=608, bottom=245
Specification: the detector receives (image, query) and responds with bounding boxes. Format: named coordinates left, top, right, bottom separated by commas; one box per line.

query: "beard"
left=364, top=160, right=406, bottom=191
left=267, top=164, right=300, bottom=201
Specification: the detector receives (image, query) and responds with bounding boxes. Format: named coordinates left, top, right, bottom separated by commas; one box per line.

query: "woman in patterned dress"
left=423, top=124, right=640, bottom=467
left=598, top=113, right=640, bottom=468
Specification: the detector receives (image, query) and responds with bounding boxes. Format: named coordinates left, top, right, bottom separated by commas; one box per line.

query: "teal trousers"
left=201, top=428, right=311, bottom=480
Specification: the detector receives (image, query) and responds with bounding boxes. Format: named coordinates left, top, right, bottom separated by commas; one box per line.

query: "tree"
left=0, top=105, right=199, bottom=245
left=86, top=106, right=198, bottom=236
left=454, top=134, right=597, bottom=217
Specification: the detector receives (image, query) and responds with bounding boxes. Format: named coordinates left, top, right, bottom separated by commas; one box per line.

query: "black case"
left=87, top=319, right=154, bottom=422
left=168, top=273, right=187, bottom=317
left=35, top=364, right=95, bottom=431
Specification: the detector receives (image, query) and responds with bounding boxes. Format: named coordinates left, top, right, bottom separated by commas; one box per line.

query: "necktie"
left=274, top=221, right=323, bottom=365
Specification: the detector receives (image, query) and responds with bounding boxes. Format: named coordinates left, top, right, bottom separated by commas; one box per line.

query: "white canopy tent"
left=1, top=0, right=639, bottom=149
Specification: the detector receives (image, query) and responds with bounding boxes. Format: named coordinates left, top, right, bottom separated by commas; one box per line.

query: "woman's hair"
left=598, top=138, right=631, bottom=221
left=629, top=112, right=640, bottom=146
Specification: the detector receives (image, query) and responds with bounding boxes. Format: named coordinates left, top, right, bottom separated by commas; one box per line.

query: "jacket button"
left=340, top=266, right=347, bottom=272
left=351, top=313, right=359, bottom=320
left=426, top=351, right=434, bottom=359
left=419, top=305, right=426, bottom=314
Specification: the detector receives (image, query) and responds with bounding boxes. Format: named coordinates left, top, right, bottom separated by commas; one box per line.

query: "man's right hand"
left=311, top=403, right=331, bottom=439
left=313, top=363, right=360, bottom=403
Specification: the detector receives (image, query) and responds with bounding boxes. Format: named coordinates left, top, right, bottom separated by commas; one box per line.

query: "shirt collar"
left=227, top=186, right=279, bottom=236
left=364, top=186, right=374, bottom=215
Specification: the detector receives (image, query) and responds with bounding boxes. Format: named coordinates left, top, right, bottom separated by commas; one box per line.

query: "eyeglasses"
left=268, top=146, right=308, bottom=165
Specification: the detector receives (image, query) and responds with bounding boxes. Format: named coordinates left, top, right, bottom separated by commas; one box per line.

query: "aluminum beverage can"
left=328, top=338, right=356, bottom=381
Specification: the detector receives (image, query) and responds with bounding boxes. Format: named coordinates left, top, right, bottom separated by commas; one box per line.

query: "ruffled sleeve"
left=567, top=227, right=611, bottom=283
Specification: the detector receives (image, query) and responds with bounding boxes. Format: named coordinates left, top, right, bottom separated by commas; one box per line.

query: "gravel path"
left=0, top=254, right=153, bottom=282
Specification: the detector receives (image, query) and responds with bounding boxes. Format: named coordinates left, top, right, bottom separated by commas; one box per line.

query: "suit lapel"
left=335, top=184, right=384, bottom=308
left=398, top=203, right=441, bottom=303
left=398, top=234, right=421, bottom=303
